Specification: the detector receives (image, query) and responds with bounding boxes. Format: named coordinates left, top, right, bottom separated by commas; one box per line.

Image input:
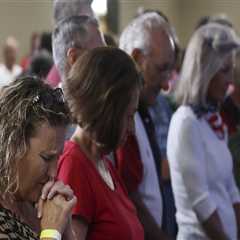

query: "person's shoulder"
left=169, top=106, right=203, bottom=139
left=172, top=105, right=198, bottom=123
left=58, top=140, right=90, bottom=169
left=0, top=207, right=14, bottom=222
left=0, top=207, right=38, bottom=240
left=61, top=140, right=81, bottom=156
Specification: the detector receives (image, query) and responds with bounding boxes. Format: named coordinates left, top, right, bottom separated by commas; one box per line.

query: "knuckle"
left=65, top=184, right=70, bottom=189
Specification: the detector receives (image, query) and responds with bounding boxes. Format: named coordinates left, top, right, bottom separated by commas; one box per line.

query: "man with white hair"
left=47, top=0, right=95, bottom=87
left=118, top=12, right=175, bottom=239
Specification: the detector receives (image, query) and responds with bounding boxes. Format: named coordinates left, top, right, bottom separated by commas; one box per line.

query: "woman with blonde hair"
left=0, top=76, right=76, bottom=239
left=167, top=23, right=240, bottom=239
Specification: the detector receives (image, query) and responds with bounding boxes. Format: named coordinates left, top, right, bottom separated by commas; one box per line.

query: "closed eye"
left=39, top=154, right=56, bottom=162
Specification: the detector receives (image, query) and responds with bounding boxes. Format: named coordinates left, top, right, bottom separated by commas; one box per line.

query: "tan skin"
left=200, top=56, right=240, bottom=239
left=129, top=192, right=170, bottom=240
left=70, top=88, right=140, bottom=240
left=131, top=27, right=175, bottom=240
left=0, top=122, right=77, bottom=240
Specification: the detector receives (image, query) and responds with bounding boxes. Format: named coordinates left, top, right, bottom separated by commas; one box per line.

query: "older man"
left=118, top=12, right=175, bottom=239
left=52, top=16, right=104, bottom=141
left=52, top=16, right=104, bottom=79
left=47, top=0, right=96, bottom=87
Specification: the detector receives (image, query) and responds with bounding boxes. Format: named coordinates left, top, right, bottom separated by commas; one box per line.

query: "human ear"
left=132, top=48, right=145, bottom=69
left=66, top=47, right=80, bottom=67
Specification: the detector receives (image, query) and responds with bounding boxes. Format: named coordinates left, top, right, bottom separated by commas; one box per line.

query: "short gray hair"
left=53, top=0, right=94, bottom=24
left=119, top=12, right=170, bottom=55
left=52, top=15, right=98, bottom=77
left=175, top=23, right=240, bottom=106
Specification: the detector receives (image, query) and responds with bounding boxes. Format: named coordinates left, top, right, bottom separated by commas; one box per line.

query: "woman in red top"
left=57, top=47, right=144, bottom=240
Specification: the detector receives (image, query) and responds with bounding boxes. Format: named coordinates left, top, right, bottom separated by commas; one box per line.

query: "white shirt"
left=134, top=112, right=163, bottom=227
left=167, top=105, right=240, bottom=239
left=0, top=64, right=22, bottom=89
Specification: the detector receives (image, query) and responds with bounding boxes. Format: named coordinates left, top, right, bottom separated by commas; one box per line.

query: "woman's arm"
left=62, top=217, right=77, bottom=240
left=71, top=216, right=88, bottom=240
left=130, top=191, right=171, bottom=240
left=226, top=173, right=240, bottom=237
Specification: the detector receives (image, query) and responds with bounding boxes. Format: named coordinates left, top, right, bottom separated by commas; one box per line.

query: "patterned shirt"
left=0, top=207, right=38, bottom=240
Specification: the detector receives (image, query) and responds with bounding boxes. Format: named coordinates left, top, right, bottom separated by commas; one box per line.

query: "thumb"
left=37, top=198, right=44, bottom=219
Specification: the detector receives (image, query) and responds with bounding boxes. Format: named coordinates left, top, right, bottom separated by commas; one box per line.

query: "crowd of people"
left=0, top=0, right=240, bottom=240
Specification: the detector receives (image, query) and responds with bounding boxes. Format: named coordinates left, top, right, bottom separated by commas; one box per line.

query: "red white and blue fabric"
left=204, top=112, right=227, bottom=140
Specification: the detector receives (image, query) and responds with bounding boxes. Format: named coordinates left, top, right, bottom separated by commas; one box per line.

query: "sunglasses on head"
left=32, top=87, right=65, bottom=109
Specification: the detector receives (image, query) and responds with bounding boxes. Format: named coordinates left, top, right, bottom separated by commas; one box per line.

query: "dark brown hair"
left=64, top=47, right=142, bottom=151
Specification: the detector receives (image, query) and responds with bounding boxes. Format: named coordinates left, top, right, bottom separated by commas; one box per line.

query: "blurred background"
left=1, top=0, right=240, bottom=62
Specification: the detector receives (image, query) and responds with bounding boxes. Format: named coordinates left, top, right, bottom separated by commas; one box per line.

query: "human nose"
left=48, top=160, right=58, bottom=180
left=160, top=69, right=173, bottom=88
